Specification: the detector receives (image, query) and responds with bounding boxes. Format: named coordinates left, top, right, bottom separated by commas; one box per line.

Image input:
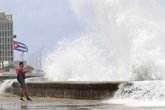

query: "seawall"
left=11, top=81, right=123, bottom=99
left=0, top=74, right=43, bottom=80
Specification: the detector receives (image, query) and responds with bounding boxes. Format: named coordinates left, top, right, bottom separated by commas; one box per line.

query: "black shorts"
left=17, top=75, right=26, bottom=88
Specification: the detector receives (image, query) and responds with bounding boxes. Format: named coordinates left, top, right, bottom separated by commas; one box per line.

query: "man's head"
left=19, top=62, right=24, bottom=67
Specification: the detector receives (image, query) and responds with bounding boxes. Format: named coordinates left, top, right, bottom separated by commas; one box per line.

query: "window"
left=8, top=38, right=10, bottom=43
left=10, top=31, right=12, bottom=36
left=2, top=23, right=4, bottom=30
left=8, top=44, right=10, bottom=50
left=7, top=23, right=9, bottom=30
left=0, top=38, right=2, bottom=43
left=11, top=57, right=13, bottom=61
left=5, top=44, right=8, bottom=50
left=2, top=31, right=4, bottom=37
left=4, top=31, right=6, bottom=37
left=4, top=23, right=6, bottom=30
left=10, top=23, right=13, bottom=30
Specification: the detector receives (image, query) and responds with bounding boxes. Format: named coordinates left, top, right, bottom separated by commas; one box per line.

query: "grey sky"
left=0, top=0, right=86, bottom=60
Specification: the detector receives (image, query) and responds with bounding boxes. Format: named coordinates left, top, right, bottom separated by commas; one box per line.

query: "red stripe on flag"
left=13, top=41, right=20, bottom=49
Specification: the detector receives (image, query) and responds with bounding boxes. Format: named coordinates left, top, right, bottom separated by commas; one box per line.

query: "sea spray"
left=108, top=80, right=165, bottom=106
left=113, top=81, right=165, bottom=99
left=43, top=0, right=165, bottom=81
left=0, top=80, right=15, bottom=94
left=43, top=34, right=116, bottom=81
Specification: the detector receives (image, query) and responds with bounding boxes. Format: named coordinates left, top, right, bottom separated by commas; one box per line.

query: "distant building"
left=0, top=12, right=14, bottom=68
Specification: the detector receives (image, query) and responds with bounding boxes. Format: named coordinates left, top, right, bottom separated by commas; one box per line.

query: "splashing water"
left=0, top=80, right=15, bottom=94
left=43, top=35, right=116, bottom=81
left=43, top=0, right=165, bottom=81
left=105, top=80, right=165, bottom=106
left=114, top=81, right=165, bottom=99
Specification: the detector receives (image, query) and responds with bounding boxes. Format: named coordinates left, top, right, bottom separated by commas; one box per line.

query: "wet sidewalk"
left=0, top=94, right=120, bottom=110
left=0, top=94, right=165, bottom=110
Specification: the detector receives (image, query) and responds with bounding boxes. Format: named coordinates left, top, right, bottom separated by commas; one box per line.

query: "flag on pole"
left=13, top=41, right=28, bottom=52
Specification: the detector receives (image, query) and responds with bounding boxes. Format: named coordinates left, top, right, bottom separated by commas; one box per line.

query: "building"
left=0, top=12, right=14, bottom=68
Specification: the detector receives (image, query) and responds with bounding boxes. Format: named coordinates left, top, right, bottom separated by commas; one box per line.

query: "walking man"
left=16, top=61, right=32, bottom=101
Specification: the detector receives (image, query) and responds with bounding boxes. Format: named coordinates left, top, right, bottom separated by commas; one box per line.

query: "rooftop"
left=0, top=12, right=12, bottom=21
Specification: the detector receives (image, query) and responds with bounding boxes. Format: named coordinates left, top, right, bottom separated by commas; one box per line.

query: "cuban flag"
left=13, top=41, right=28, bottom=52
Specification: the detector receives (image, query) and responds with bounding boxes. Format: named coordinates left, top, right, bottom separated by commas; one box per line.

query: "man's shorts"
left=17, top=75, right=26, bottom=88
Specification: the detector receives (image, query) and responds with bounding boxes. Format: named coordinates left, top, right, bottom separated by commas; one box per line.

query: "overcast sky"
left=0, top=0, right=86, bottom=60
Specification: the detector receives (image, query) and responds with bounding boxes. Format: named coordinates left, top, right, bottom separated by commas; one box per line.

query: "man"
left=16, top=61, right=32, bottom=101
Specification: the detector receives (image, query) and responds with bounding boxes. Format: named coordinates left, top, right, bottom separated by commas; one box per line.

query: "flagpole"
left=20, top=52, right=24, bottom=61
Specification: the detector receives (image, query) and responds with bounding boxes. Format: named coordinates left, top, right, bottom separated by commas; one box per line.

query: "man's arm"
left=23, top=66, right=30, bottom=74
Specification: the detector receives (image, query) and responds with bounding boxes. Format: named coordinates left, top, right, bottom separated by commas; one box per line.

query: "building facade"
left=0, top=12, right=13, bottom=68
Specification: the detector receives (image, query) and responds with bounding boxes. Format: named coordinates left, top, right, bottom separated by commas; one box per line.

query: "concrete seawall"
left=0, top=74, right=43, bottom=80
left=11, top=81, right=123, bottom=99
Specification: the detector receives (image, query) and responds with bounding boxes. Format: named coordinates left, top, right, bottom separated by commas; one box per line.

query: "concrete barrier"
left=11, top=81, right=123, bottom=99
left=0, top=74, right=43, bottom=80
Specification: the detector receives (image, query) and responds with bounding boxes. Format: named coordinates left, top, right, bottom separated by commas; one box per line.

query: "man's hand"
left=27, top=65, right=30, bottom=69
left=24, top=65, right=30, bottom=73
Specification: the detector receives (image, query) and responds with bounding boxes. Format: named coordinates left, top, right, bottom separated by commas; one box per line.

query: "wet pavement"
left=0, top=94, right=165, bottom=110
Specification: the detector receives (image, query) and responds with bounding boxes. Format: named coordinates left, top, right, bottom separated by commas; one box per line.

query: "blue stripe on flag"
left=13, top=41, right=28, bottom=52
left=15, top=48, right=28, bottom=52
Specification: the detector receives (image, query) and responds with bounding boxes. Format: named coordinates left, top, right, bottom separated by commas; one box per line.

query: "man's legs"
left=24, top=88, right=32, bottom=101
left=19, top=80, right=32, bottom=101
left=20, top=88, right=24, bottom=101
left=20, top=81, right=26, bottom=101
left=24, top=88, right=28, bottom=98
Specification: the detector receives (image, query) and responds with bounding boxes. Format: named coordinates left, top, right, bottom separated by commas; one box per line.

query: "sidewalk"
left=0, top=94, right=110, bottom=110
left=0, top=94, right=164, bottom=110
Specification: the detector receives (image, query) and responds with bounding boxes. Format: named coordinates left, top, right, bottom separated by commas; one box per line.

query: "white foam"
left=114, top=81, right=165, bottom=99
left=105, top=98, right=165, bottom=107
left=105, top=81, right=165, bottom=106
left=0, top=80, right=16, bottom=94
